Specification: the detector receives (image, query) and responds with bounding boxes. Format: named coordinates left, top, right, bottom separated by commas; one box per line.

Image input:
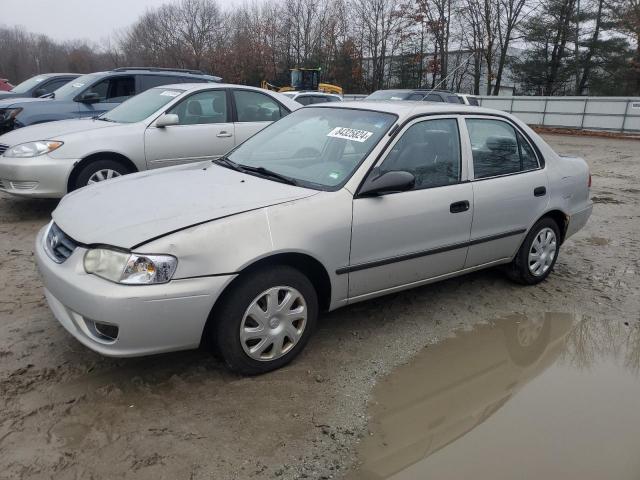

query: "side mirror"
left=33, top=88, right=46, bottom=97
left=358, top=170, right=415, bottom=197
left=78, top=92, right=101, bottom=104
left=155, top=113, right=180, bottom=128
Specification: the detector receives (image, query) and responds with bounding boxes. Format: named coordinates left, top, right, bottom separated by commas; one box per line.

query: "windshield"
left=52, top=73, right=101, bottom=99
left=10, top=75, right=48, bottom=94
left=228, top=107, right=396, bottom=189
left=366, top=90, right=413, bottom=101
left=102, top=87, right=185, bottom=123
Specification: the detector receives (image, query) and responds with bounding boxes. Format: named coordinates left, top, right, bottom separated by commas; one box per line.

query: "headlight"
left=4, top=140, right=64, bottom=158
left=84, top=248, right=177, bottom=285
left=0, top=107, right=22, bottom=123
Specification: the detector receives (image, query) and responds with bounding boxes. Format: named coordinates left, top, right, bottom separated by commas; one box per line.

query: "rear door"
left=231, top=89, right=287, bottom=145
left=463, top=116, right=549, bottom=268
left=144, top=88, right=234, bottom=169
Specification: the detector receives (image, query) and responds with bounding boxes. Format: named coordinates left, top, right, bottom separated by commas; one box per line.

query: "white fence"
left=342, top=93, right=640, bottom=134
left=477, top=96, right=640, bottom=134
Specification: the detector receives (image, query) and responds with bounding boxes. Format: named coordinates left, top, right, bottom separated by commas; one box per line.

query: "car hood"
left=53, top=162, right=318, bottom=249
left=0, top=92, right=21, bottom=100
left=0, top=118, right=117, bottom=146
left=0, top=96, right=51, bottom=108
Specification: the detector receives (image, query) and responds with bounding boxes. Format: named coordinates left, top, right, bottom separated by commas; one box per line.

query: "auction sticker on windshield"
left=327, top=127, right=374, bottom=143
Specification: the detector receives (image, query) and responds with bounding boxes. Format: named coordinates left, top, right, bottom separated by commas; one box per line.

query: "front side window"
left=102, top=87, right=185, bottom=123
left=228, top=107, right=396, bottom=189
left=233, top=90, right=283, bottom=122
left=466, top=118, right=539, bottom=179
left=168, top=90, right=228, bottom=125
left=378, top=118, right=460, bottom=190
left=84, top=76, right=136, bottom=103
left=40, top=79, right=70, bottom=95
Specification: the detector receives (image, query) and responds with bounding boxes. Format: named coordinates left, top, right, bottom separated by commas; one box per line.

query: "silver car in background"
left=281, top=91, right=343, bottom=105
left=35, top=102, right=592, bottom=374
left=0, top=84, right=300, bottom=197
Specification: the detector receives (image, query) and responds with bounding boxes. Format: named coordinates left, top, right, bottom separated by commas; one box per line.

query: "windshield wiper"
left=212, top=156, right=245, bottom=172
left=237, top=164, right=298, bottom=186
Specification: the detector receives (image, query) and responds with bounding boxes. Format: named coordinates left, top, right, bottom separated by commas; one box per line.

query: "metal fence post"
left=580, top=98, right=588, bottom=130
left=621, top=100, right=630, bottom=133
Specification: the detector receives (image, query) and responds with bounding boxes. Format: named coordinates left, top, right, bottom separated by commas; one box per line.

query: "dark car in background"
left=0, top=68, right=221, bottom=134
left=0, top=73, right=79, bottom=101
left=366, top=89, right=464, bottom=104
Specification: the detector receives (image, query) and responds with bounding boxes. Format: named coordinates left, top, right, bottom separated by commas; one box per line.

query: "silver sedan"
left=0, top=84, right=300, bottom=198
left=35, top=101, right=592, bottom=374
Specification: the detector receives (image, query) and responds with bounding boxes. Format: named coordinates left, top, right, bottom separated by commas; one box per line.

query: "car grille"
left=0, top=144, right=8, bottom=156
left=44, top=223, right=78, bottom=263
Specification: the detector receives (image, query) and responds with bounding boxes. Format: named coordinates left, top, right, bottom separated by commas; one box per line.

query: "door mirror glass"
left=78, top=92, right=101, bottom=104
left=359, top=170, right=415, bottom=197
left=156, top=113, right=180, bottom=128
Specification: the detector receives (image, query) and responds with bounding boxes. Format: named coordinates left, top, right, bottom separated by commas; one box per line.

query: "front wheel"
left=213, top=265, right=318, bottom=375
left=506, top=217, right=560, bottom=285
left=72, top=159, right=131, bottom=191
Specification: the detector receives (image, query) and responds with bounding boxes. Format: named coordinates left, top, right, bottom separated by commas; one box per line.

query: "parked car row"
left=0, top=68, right=221, bottom=135
left=0, top=71, right=591, bottom=375
left=365, top=88, right=480, bottom=105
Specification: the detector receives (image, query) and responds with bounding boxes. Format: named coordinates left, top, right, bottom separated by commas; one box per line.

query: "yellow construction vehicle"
left=261, top=68, right=343, bottom=95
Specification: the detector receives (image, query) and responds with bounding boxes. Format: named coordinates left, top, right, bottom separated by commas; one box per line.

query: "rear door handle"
left=217, top=131, right=233, bottom=138
left=534, top=186, right=547, bottom=197
left=450, top=200, right=470, bottom=213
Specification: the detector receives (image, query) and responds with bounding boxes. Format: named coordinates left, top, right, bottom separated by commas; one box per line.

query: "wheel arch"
left=538, top=209, right=569, bottom=244
left=67, top=152, right=138, bottom=192
left=200, top=251, right=333, bottom=348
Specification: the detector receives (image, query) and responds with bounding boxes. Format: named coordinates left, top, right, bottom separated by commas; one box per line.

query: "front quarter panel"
left=138, top=190, right=353, bottom=310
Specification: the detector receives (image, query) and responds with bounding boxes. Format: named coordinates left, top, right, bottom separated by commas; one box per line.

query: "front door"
left=348, top=117, right=474, bottom=299
left=463, top=117, right=549, bottom=267
left=144, top=89, right=235, bottom=169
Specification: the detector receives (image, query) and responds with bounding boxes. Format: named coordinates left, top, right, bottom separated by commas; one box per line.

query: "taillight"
left=588, top=172, right=592, bottom=188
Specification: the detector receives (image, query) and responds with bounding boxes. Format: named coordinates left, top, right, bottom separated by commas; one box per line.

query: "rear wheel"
left=72, top=158, right=131, bottom=191
left=213, top=265, right=318, bottom=375
left=506, top=217, right=560, bottom=285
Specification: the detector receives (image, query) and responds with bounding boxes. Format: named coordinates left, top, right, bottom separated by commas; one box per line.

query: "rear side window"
left=233, top=90, right=284, bottom=122
left=447, top=95, right=463, bottom=104
left=140, top=75, right=180, bottom=90
left=466, top=118, right=539, bottom=179
left=467, top=96, right=480, bottom=106
left=408, top=93, right=425, bottom=100
left=295, top=96, right=312, bottom=106
left=425, top=94, right=443, bottom=102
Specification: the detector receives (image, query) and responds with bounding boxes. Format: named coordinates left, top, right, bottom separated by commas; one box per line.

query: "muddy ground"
left=0, top=134, right=638, bottom=480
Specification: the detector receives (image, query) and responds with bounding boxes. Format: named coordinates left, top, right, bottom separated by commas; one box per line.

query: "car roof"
left=310, top=100, right=502, bottom=120
left=78, top=70, right=221, bottom=81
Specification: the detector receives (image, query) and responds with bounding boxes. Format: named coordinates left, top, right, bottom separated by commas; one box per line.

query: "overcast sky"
left=4, top=0, right=246, bottom=43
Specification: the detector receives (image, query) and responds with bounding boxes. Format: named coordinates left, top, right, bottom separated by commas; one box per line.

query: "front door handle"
left=450, top=200, right=470, bottom=213
left=217, top=131, right=233, bottom=138
left=534, top=186, right=547, bottom=197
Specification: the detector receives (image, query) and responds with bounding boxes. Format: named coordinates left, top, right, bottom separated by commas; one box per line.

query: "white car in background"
left=459, top=94, right=480, bottom=106
left=281, top=91, right=342, bottom=105
left=0, top=84, right=300, bottom=197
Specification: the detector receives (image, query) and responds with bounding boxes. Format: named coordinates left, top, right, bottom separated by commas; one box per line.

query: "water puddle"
left=348, top=313, right=640, bottom=480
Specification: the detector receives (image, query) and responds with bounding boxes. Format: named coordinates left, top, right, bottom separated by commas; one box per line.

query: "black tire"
left=72, top=158, right=131, bottom=191
left=506, top=217, right=560, bottom=285
left=213, top=265, right=318, bottom=375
